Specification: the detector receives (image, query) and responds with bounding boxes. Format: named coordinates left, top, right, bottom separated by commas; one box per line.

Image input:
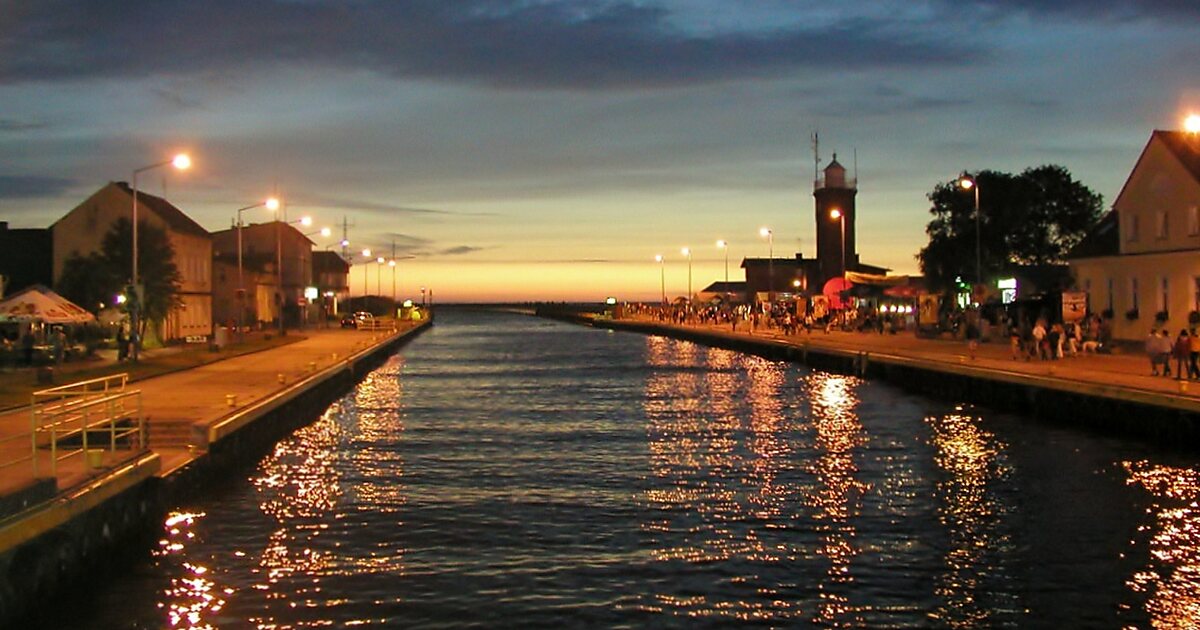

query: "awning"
left=0, top=285, right=97, bottom=324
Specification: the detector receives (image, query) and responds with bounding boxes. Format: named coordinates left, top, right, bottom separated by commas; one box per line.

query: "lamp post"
left=959, top=175, right=982, bottom=287
left=830, top=208, right=846, bottom=277
left=716, top=240, right=729, bottom=300
left=389, top=259, right=397, bottom=311
left=421, top=286, right=427, bottom=308
left=655, top=254, right=665, bottom=304
left=376, top=257, right=385, bottom=297
left=681, top=247, right=692, bottom=303
left=130, top=152, right=190, bottom=361
left=360, top=248, right=372, bottom=310
left=235, top=196, right=280, bottom=340
left=760, top=227, right=773, bottom=303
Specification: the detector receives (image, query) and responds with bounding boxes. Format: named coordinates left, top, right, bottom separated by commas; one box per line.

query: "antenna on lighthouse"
left=811, top=130, right=821, bottom=191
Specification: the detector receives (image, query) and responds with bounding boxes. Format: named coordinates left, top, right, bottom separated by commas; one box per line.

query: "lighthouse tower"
left=813, top=154, right=857, bottom=286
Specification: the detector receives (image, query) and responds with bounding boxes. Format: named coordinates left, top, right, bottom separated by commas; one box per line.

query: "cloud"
left=1, top=1, right=974, bottom=89
left=951, top=0, right=1200, bottom=20
left=0, top=118, right=48, bottom=132
left=439, top=245, right=485, bottom=256
left=287, top=193, right=460, bottom=217
left=0, top=175, right=76, bottom=198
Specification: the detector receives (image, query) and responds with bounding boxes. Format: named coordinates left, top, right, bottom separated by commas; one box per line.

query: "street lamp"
left=760, top=227, right=773, bottom=303
left=360, top=249, right=372, bottom=310
left=376, top=256, right=385, bottom=297
left=716, top=240, right=729, bottom=303
left=235, top=196, right=280, bottom=339
left=830, top=208, right=846, bottom=277
left=129, top=152, right=190, bottom=361
left=1187, top=114, right=1200, bottom=134
left=655, top=254, right=665, bottom=304
left=389, top=259, right=397, bottom=308
left=681, top=247, right=692, bottom=303
left=960, top=174, right=982, bottom=286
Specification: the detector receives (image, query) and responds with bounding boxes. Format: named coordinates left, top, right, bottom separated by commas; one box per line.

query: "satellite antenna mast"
left=340, top=215, right=356, bottom=261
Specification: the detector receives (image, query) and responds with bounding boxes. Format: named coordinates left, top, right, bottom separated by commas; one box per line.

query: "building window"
left=1159, top=276, right=1169, bottom=313
left=1190, top=206, right=1200, bottom=236
left=1107, top=277, right=1115, bottom=313
left=1193, top=276, right=1200, bottom=313
left=1130, top=277, right=1139, bottom=311
left=1128, top=215, right=1139, bottom=242
left=1157, top=211, right=1169, bottom=240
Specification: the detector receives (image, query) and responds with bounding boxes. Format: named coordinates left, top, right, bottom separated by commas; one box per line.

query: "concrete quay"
left=0, top=318, right=430, bottom=626
left=589, top=314, right=1200, bottom=447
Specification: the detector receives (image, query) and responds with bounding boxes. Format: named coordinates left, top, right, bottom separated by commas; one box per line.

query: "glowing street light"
left=234, top=196, right=280, bottom=339
left=655, top=254, right=665, bottom=304
left=129, top=151, right=191, bottom=361
left=959, top=174, right=982, bottom=286
left=681, top=247, right=692, bottom=303
left=830, top=208, right=846, bottom=278
left=1187, top=114, right=1200, bottom=134
left=760, top=227, right=773, bottom=303
left=716, top=239, right=729, bottom=298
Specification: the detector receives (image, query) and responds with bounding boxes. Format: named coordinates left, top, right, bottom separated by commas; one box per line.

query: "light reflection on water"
left=57, top=311, right=1200, bottom=628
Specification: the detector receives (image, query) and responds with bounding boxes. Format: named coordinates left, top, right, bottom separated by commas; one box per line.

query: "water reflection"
left=804, top=372, right=868, bottom=626
left=927, top=408, right=1014, bottom=628
left=642, top=336, right=865, bottom=623
left=156, top=511, right=228, bottom=630
left=1125, top=459, right=1200, bottom=628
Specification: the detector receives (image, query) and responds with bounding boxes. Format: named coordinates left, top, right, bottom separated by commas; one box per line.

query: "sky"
left=1, top=0, right=1198, bottom=303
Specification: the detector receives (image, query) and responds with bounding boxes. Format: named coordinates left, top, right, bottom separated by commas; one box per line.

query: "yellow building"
left=51, top=182, right=212, bottom=342
left=1070, top=131, right=1200, bottom=342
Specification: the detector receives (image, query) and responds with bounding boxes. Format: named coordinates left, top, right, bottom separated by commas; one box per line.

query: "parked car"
left=341, top=311, right=374, bottom=328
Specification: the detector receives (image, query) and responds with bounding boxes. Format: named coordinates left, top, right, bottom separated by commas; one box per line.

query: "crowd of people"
left=1144, top=328, right=1200, bottom=379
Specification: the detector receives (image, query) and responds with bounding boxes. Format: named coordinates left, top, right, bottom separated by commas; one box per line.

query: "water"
left=59, top=310, right=1200, bottom=628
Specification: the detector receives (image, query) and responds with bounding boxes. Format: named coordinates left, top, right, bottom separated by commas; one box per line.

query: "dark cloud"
left=439, top=245, right=485, bottom=256
left=1, top=1, right=973, bottom=89
left=0, top=119, right=48, bottom=132
left=0, top=175, right=76, bottom=198
left=956, top=0, right=1200, bottom=20
left=288, top=193, right=457, bottom=217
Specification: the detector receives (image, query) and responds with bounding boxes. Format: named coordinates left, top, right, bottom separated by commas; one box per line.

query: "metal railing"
left=28, top=373, right=145, bottom=478
left=356, top=318, right=398, bottom=332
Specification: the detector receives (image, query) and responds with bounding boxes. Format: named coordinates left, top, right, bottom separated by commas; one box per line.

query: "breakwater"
left=590, top=317, right=1200, bottom=448
left=0, top=320, right=431, bottom=627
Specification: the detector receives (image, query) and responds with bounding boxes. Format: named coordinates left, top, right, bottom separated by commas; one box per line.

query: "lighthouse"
left=813, top=153, right=857, bottom=287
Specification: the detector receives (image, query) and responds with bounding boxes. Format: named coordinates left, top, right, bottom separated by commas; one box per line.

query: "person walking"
left=1173, top=329, right=1191, bottom=381
left=1148, top=328, right=1164, bottom=376
left=1189, top=327, right=1200, bottom=379
left=1032, top=320, right=1047, bottom=361
left=117, top=326, right=128, bottom=362
left=1156, top=330, right=1174, bottom=378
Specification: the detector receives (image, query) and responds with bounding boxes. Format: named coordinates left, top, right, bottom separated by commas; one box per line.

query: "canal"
left=56, top=310, right=1200, bottom=627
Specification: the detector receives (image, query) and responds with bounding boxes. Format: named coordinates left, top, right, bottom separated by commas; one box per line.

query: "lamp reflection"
left=156, top=511, right=228, bottom=630
left=927, top=409, right=1013, bottom=628
left=803, top=372, right=868, bottom=626
left=247, top=356, right=408, bottom=627
left=640, top=336, right=809, bottom=622
left=1124, top=459, right=1200, bottom=628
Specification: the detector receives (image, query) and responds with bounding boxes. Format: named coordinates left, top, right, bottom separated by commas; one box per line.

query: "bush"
left=1125, top=308, right=1140, bottom=321
left=1155, top=310, right=1169, bottom=323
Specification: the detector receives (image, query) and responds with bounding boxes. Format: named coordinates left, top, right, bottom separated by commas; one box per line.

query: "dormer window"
left=1156, top=210, right=1168, bottom=240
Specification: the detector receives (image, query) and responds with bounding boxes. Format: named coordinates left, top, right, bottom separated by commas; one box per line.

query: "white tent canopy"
left=0, top=285, right=96, bottom=324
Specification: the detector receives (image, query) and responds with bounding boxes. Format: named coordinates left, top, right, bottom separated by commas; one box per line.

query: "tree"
left=98, top=217, right=183, bottom=341
left=57, top=252, right=121, bottom=314
left=916, top=165, right=1104, bottom=292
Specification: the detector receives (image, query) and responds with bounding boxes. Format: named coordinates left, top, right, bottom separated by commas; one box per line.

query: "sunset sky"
left=2, top=1, right=1198, bottom=302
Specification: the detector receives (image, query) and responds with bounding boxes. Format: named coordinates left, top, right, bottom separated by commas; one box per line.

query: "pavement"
left=0, top=322, right=421, bottom=504
left=621, top=314, right=1200, bottom=399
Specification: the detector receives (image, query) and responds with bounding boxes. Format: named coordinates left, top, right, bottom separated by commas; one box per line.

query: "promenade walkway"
left=618, top=315, right=1200, bottom=402
left=0, top=323, right=419, bottom=504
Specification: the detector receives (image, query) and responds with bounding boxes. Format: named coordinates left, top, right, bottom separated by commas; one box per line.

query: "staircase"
left=147, top=417, right=196, bottom=449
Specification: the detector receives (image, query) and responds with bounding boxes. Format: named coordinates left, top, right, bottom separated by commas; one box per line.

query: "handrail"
left=25, top=374, right=142, bottom=479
